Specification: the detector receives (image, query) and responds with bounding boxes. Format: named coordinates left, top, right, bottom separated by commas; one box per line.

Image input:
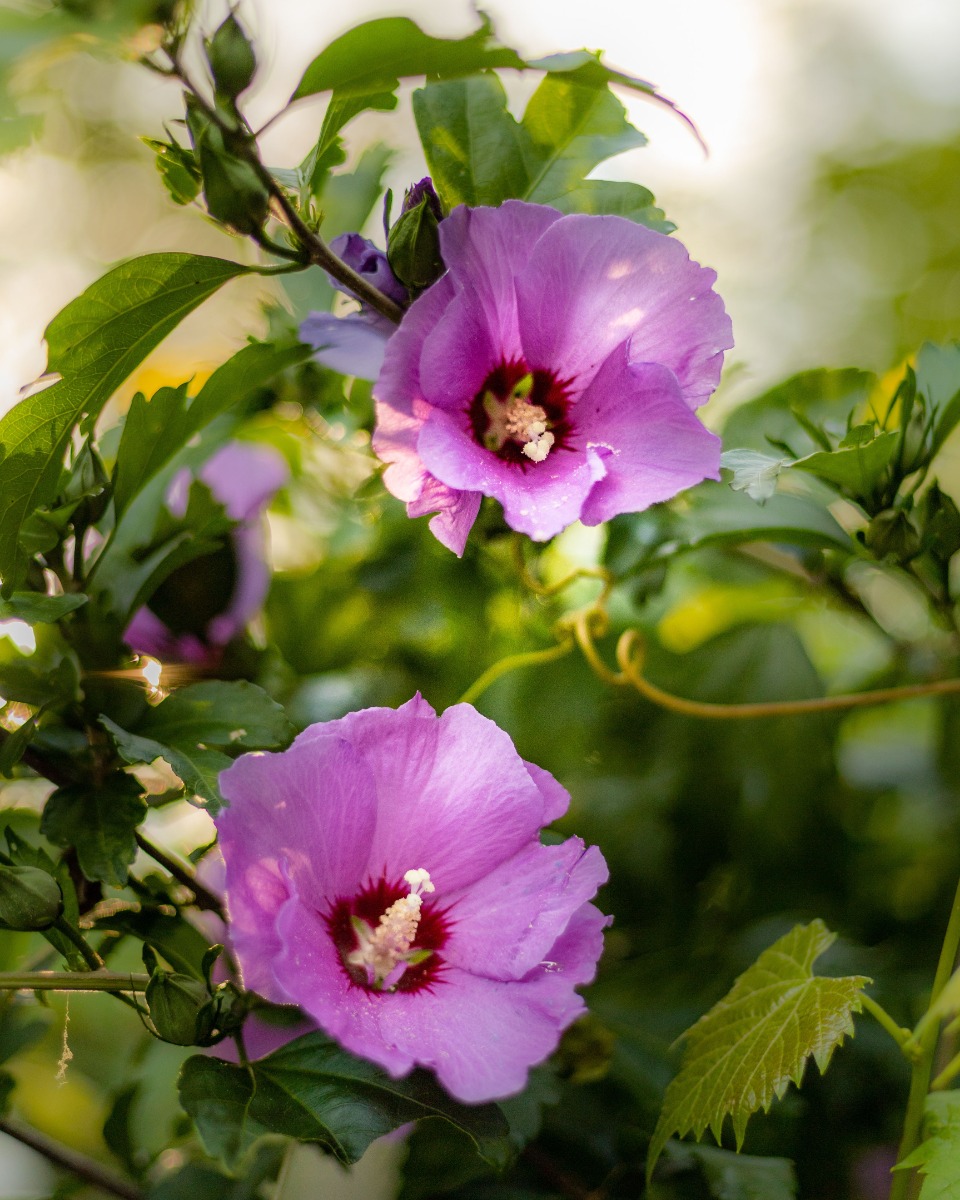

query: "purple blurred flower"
left=124, top=441, right=288, bottom=665
left=402, top=177, right=443, bottom=221
left=215, top=694, right=609, bottom=1102
left=373, top=201, right=733, bottom=554
left=300, top=233, right=407, bottom=382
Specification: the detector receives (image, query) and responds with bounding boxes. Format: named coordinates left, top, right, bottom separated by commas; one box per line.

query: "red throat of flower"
left=469, top=359, right=573, bottom=466
left=326, top=869, right=449, bottom=994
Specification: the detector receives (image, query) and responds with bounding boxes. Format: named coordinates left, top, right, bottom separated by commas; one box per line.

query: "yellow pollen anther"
left=482, top=381, right=555, bottom=462
left=347, top=868, right=435, bottom=989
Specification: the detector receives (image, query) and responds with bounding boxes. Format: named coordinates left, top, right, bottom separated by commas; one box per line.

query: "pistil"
left=482, top=374, right=556, bottom=463
left=346, top=868, right=435, bottom=990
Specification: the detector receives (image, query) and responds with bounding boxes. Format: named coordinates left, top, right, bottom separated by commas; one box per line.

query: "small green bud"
left=0, top=866, right=63, bottom=931
left=865, top=507, right=921, bottom=562
left=387, top=196, right=444, bottom=291
left=185, top=96, right=270, bottom=234
left=206, top=13, right=257, bottom=101
left=146, top=972, right=215, bottom=1046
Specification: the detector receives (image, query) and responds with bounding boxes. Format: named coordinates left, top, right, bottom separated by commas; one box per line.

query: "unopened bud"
left=388, top=180, right=445, bottom=292
left=0, top=866, right=63, bottom=931
left=206, top=13, right=257, bottom=101
left=146, top=972, right=215, bottom=1046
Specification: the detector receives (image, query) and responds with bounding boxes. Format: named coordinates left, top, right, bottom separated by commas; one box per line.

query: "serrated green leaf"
left=41, top=774, right=147, bottom=886
left=899, top=1091, right=960, bottom=1199
left=0, top=253, right=249, bottom=588
left=657, top=1141, right=798, bottom=1200
left=791, top=430, right=899, bottom=497
left=0, top=592, right=87, bottom=624
left=291, top=16, right=523, bottom=102
left=100, top=716, right=230, bottom=814
left=647, top=920, right=869, bottom=1177
left=179, top=1031, right=510, bottom=1169
left=136, top=681, right=294, bottom=752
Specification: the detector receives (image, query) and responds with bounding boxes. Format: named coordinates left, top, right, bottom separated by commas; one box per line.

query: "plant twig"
left=134, top=831, right=225, bottom=919
left=458, top=638, right=575, bottom=705
left=0, top=971, right=149, bottom=992
left=860, top=994, right=917, bottom=1055
left=0, top=1115, right=144, bottom=1200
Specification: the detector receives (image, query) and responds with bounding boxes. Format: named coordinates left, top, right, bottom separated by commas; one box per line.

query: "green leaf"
left=0, top=592, right=87, bottom=624
left=520, top=68, right=646, bottom=206
left=647, top=920, right=869, bottom=1177
left=141, top=135, right=201, bottom=207
left=791, top=430, right=899, bottom=497
left=720, top=449, right=789, bottom=503
left=413, top=74, right=529, bottom=209
left=317, top=144, right=394, bottom=239
left=916, top=342, right=960, bottom=460
left=180, top=1032, right=510, bottom=1169
left=0, top=710, right=41, bottom=778
left=291, top=16, right=523, bottom=102
left=0, top=253, right=249, bottom=588
left=546, top=179, right=671, bottom=231
left=100, top=716, right=231, bottom=814
left=657, top=1141, right=798, bottom=1199
left=135, top=681, right=294, bottom=752
left=722, top=369, right=878, bottom=458
left=899, top=1091, right=960, bottom=1199
left=680, top=482, right=853, bottom=551
left=112, top=341, right=307, bottom=519
left=41, top=774, right=147, bottom=886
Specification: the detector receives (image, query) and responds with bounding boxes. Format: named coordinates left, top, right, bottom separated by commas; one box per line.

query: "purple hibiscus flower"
left=300, top=233, right=408, bottom=382
left=124, top=441, right=288, bottom=666
left=215, top=694, right=609, bottom=1102
left=372, top=201, right=733, bottom=554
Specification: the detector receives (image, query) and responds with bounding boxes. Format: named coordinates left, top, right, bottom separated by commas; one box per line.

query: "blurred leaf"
left=135, top=681, right=293, bottom=751
left=546, top=178, right=670, bottom=230
left=103, top=1083, right=141, bottom=1179
left=142, top=136, right=202, bottom=207
left=898, top=1090, right=960, bottom=1199
left=41, top=773, right=147, bottom=886
left=112, top=340, right=307, bottom=519
left=0, top=1004, right=49, bottom=1068
left=656, top=1141, right=798, bottom=1199
left=720, top=449, right=789, bottom=503
left=0, top=593, right=87, bottom=623
left=0, top=253, right=249, bottom=589
left=148, top=1141, right=287, bottom=1200
left=680, top=482, right=852, bottom=551
left=916, top=342, right=960, bottom=460
left=0, top=656, right=79, bottom=707
left=0, top=710, right=41, bottom=778
left=291, top=15, right=523, bottom=102
left=100, top=716, right=231, bottom=813
left=95, top=907, right=213, bottom=980
left=722, top=369, right=877, bottom=457
left=0, top=1070, right=13, bottom=1117
left=179, top=1031, right=511, bottom=1169
left=318, top=144, right=393, bottom=238
left=648, top=920, right=869, bottom=1175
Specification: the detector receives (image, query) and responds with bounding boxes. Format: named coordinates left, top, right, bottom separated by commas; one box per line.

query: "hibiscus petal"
left=199, top=442, right=289, bottom=522
left=578, top=353, right=721, bottom=526
left=300, top=311, right=394, bottom=382
left=443, top=839, right=609, bottom=980
left=516, top=213, right=732, bottom=403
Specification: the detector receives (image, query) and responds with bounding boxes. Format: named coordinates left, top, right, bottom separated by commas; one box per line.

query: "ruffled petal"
left=443, top=840, right=608, bottom=980
left=417, top=408, right=605, bottom=541
left=516, top=213, right=732, bottom=403
left=300, top=311, right=394, bottom=382
left=577, top=352, right=721, bottom=526
left=524, top=760, right=570, bottom=825
left=438, top=202, right=563, bottom=361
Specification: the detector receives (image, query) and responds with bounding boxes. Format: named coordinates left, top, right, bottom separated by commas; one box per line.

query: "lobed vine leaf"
left=647, top=920, right=870, bottom=1177
left=179, top=1031, right=511, bottom=1169
left=0, top=253, right=249, bottom=589
left=899, top=1091, right=960, bottom=1199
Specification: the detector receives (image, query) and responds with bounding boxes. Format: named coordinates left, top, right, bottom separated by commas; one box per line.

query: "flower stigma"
left=346, top=868, right=436, bottom=990
left=481, top=373, right=556, bottom=463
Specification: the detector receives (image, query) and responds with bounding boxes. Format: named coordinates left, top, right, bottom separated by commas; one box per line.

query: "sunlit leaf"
left=647, top=920, right=869, bottom=1177
left=0, top=592, right=87, bottom=624
left=898, top=1091, right=960, bottom=1199
left=720, top=449, right=789, bottom=503
left=179, top=1031, right=511, bottom=1169
left=0, top=254, right=249, bottom=589
left=791, top=430, right=899, bottom=498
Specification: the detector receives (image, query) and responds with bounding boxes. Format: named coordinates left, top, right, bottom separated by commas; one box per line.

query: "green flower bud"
left=185, top=96, right=269, bottom=235
left=206, top=13, right=257, bottom=101
left=146, top=972, right=215, bottom=1046
left=0, top=866, right=63, bottom=931
left=388, top=193, right=444, bottom=292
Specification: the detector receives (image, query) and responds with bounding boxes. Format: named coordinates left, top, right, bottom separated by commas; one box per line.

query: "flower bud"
left=864, top=508, right=921, bottom=562
left=205, top=13, right=257, bottom=101
left=146, top=971, right=215, bottom=1046
left=0, top=866, right=63, bottom=931
left=920, top=483, right=960, bottom=561
left=388, top=180, right=445, bottom=291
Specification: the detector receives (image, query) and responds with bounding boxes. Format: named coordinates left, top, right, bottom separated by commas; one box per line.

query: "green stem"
left=931, top=1048, right=960, bottom=1091
left=0, top=1115, right=144, bottom=1200
left=53, top=917, right=103, bottom=971
left=0, top=971, right=150, bottom=992
left=860, top=994, right=916, bottom=1054
left=457, top=639, right=575, bottom=706
left=891, top=875, right=960, bottom=1200
left=134, top=831, right=225, bottom=918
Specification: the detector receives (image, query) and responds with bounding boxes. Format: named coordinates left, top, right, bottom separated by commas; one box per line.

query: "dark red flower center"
left=469, top=359, right=573, bottom=466
left=325, top=873, right=450, bottom=994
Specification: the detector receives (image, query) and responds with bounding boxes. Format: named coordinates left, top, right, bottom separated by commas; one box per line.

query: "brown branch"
left=134, top=832, right=225, bottom=919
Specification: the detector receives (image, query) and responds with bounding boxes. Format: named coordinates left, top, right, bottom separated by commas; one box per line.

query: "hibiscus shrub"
left=0, top=6, right=959, bottom=1200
